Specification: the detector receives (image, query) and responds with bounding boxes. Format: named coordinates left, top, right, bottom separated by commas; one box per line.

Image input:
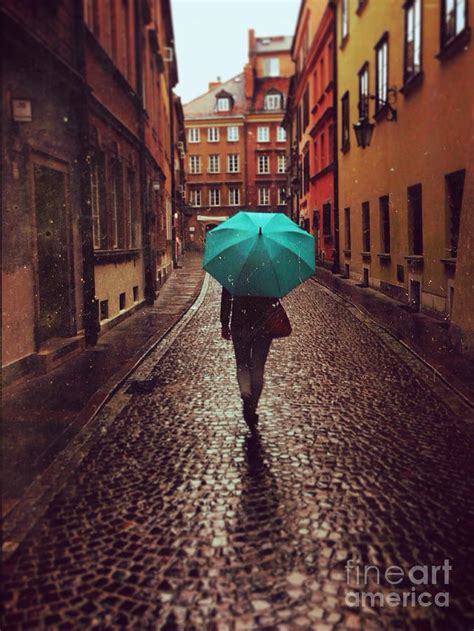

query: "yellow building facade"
left=335, top=0, right=473, bottom=342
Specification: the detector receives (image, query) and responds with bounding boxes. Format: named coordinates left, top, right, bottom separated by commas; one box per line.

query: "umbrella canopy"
left=202, top=211, right=315, bottom=297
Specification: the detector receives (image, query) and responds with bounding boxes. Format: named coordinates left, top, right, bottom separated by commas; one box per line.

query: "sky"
left=172, top=0, right=301, bottom=105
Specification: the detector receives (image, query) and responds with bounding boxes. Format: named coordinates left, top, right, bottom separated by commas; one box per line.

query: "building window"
left=277, top=155, right=286, bottom=173
left=90, top=158, right=102, bottom=249
left=441, top=0, right=467, bottom=48
left=445, top=170, right=465, bottom=257
left=189, top=189, right=202, bottom=207
left=341, top=92, right=350, bottom=151
left=322, top=202, right=331, bottom=237
left=257, top=155, right=270, bottom=174
left=263, top=57, right=280, bottom=76
left=358, top=63, right=369, bottom=119
left=341, top=0, right=349, bottom=40
left=320, top=57, right=325, bottom=94
left=227, top=126, right=239, bottom=141
left=217, top=97, right=230, bottom=111
left=110, top=160, right=122, bottom=249
left=258, top=187, right=270, bottom=205
left=257, top=126, right=270, bottom=142
left=303, top=87, right=310, bottom=130
left=344, top=207, right=351, bottom=251
left=208, top=127, right=220, bottom=142
left=100, top=299, right=109, bottom=321
left=320, top=132, right=326, bottom=169
left=189, top=155, right=201, bottom=174
left=227, top=154, right=240, bottom=173
left=277, top=127, right=287, bottom=142
left=313, top=140, right=319, bottom=173
left=303, top=152, right=310, bottom=194
left=126, top=169, right=137, bottom=248
left=362, top=201, right=371, bottom=252
left=278, top=187, right=286, bottom=206
left=379, top=195, right=390, bottom=254
left=375, top=35, right=389, bottom=114
left=264, top=93, right=282, bottom=110
left=228, top=187, right=241, bottom=206
left=208, top=154, right=220, bottom=173
left=297, top=105, right=302, bottom=142
left=209, top=188, right=221, bottom=206
left=328, top=124, right=335, bottom=163
left=404, top=0, right=422, bottom=83
left=407, top=184, right=423, bottom=255
left=188, top=128, right=200, bottom=143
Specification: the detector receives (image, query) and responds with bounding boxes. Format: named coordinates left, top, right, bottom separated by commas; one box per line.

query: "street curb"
left=311, top=277, right=474, bottom=420
left=1, top=273, right=210, bottom=560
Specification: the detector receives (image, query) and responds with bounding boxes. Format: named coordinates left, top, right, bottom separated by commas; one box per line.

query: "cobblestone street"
left=2, top=277, right=474, bottom=630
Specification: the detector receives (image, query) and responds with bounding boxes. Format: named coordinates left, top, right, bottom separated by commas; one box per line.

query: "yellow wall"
left=337, top=0, right=473, bottom=316
left=94, top=259, right=144, bottom=326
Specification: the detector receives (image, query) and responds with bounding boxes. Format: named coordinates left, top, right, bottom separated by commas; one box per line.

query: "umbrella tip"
left=259, top=226, right=262, bottom=236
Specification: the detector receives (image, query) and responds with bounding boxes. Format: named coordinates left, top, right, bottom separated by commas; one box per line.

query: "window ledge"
left=361, top=251, right=372, bottom=261
left=400, top=71, right=424, bottom=97
left=340, top=34, right=349, bottom=51
left=356, top=0, right=368, bottom=16
left=344, top=249, right=351, bottom=258
left=373, top=103, right=391, bottom=122
left=405, top=254, right=424, bottom=267
left=94, top=249, right=141, bottom=264
left=377, top=253, right=391, bottom=263
left=440, top=257, right=457, bottom=268
left=437, top=28, right=471, bottom=61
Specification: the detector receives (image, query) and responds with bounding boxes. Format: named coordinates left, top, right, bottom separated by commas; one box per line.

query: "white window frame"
left=277, top=127, right=287, bottom=142
left=208, top=154, right=220, bottom=173
left=258, top=187, right=270, bottom=206
left=228, top=187, right=241, bottom=206
left=277, top=155, right=286, bottom=174
left=189, top=189, right=202, bottom=207
left=257, top=126, right=270, bottom=143
left=376, top=37, right=388, bottom=112
left=341, top=0, right=349, bottom=40
left=188, top=128, right=200, bottom=143
left=189, top=155, right=201, bottom=174
left=227, top=126, right=239, bottom=142
left=227, top=154, right=240, bottom=173
left=265, top=93, right=282, bottom=110
left=278, top=187, right=286, bottom=206
left=217, top=97, right=230, bottom=111
left=209, top=188, right=221, bottom=207
left=208, top=127, right=220, bottom=142
left=257, top=154, right=270, bottom=174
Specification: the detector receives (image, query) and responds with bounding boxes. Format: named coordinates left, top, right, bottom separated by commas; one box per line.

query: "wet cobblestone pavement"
left=2, top=277, right=474, bottom=630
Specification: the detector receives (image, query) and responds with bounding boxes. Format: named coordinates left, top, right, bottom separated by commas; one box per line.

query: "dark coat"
left=220, top=287, right=281, bottom=339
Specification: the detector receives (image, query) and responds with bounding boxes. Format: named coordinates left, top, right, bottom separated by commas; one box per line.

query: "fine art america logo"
left=345, top=559, right=451, bottom=608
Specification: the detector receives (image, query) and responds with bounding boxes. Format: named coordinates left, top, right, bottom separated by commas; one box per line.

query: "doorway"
left=409, top=279, right=421, bottom=312
left=33, top=164, right=73, bottom=343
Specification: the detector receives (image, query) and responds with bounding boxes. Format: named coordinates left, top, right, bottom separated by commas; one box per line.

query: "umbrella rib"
left=204, top=234, right=256, bottom=265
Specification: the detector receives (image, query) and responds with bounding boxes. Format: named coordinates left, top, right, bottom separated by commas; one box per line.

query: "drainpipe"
left=330, top=0, right=341, bottom=274
left=75, top=0, right=99, bottom=345
left=135, top=0, right=156, bottom=303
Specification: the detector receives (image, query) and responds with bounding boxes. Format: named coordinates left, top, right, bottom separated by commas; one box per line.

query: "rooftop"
left=254, top=35, right=293, bottom=53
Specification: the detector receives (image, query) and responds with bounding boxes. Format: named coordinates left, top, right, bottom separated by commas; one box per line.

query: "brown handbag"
left=253, top=301, right=292, bottom=339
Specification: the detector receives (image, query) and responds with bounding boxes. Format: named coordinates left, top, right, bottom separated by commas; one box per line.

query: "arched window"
left=264, top=91, right=282, bottom=110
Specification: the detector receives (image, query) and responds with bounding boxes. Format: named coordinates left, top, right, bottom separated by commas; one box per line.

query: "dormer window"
left=217, top=97, right=230, bottom=111
left=264, top=91, right=283, bottom=110
left=215, top=90, right=234, bottom=113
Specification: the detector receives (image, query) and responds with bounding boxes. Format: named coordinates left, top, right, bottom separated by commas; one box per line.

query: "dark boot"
left=242, top=394, right=258, bottom=429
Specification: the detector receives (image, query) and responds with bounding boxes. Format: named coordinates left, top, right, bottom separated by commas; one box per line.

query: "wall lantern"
left=353, top=88, right=397, bottom=148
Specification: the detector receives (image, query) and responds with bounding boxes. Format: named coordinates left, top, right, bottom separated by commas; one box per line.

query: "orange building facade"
left=184, top=31, right=293, bottom=249
left=284, top=0, right=338, bottom=269
left=1, top=0, right=185, bottom=383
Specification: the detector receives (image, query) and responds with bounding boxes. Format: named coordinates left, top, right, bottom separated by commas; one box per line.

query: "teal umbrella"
left=202, top=211, right=315, bottom=297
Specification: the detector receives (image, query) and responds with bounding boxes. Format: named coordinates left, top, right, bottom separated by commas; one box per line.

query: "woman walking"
left=220, top=286, right=291, bottom=428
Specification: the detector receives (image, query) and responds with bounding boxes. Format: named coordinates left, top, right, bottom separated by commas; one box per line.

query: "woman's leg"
left=231, top=333, right=252, bottom=400
left=249, top=336, right=272, bottom=410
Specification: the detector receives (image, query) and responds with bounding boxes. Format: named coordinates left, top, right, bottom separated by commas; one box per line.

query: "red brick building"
left=184, top=31, right=293, bottom=249
left=1, top=0, right=185, bottom=383
left=284, top=0, right=339, bottom=269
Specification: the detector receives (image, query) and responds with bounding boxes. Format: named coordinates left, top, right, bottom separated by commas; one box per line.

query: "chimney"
left=208, top=78, right=222, bottom=92
left=248, top=29, right=255, bottom=56
left=244, top=63, right=254, bottom=100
